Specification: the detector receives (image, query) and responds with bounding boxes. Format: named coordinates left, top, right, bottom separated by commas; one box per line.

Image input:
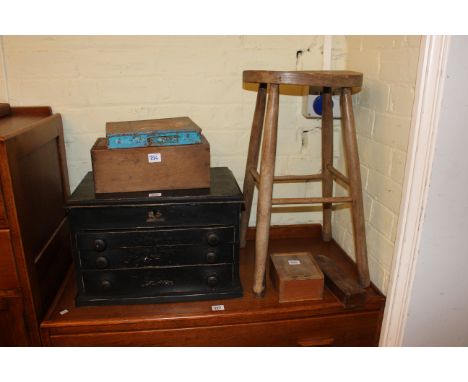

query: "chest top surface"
left=0, top=108, right=53, bottom=141
left=67, top=167, right=243, bottom=208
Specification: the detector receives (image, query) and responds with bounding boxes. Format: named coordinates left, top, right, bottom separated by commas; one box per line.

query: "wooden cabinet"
left=0, top=106, right=71, bottom=346
left=41, top=225, right=386, bottom=346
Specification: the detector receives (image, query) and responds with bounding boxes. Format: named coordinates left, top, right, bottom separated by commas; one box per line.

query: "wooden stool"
left=239, top=70, right=370, bottom=296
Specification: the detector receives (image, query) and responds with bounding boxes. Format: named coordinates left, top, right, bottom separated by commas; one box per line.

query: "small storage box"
left=270, top=252, right=324, bottom=303
left=91, top=135, right=210, bottom=193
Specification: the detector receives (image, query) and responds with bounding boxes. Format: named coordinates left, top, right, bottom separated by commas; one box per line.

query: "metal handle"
left=147, top=210, right=164, bottom=222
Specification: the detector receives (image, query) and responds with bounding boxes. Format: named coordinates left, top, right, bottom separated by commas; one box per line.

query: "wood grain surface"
left=340, top=88, right=370, bottom=288
left=240, top=83, right=267, bottom=248
left=270, top=252, right=324, bottom=303
left=0, top=187, right=7, bottom=228
left=253, top=83, right=279, bottom=296
left=0, top=230, right=19, bottom=290
left=321, top=87, right=334, bottom=241
left=243, top=71, right=363, bottom=88
left=91, top=135, right=211, bottom=193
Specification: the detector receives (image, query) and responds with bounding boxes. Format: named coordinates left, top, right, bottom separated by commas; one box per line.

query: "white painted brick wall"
left=0, top=38, right=8, bottom=102
left=0, top=35, right=346, bottom=228
left=333, top=36, right=421, bottom=294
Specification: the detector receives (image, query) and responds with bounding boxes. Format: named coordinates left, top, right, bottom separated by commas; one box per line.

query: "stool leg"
left=340, top=87, right=370, bottom=288
left=240, top=83, right=267, bottom=248
left=322, top=87, right=334, bottom=241
left=253, top=83, right=279, bottom=296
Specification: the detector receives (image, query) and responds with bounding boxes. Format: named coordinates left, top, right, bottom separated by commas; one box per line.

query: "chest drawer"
left=76, top=226, right=234, bottom=250
left=42, top=307, right=382, bottom=346
left=69, top=203, right=240, bottom=230
left=78, top=264, right=239, bottom=305
left=79, top=243, right=234, bottom=270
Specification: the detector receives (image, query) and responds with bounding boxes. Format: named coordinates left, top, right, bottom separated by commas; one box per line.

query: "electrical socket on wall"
left=302, top=94, right=341, bottom=119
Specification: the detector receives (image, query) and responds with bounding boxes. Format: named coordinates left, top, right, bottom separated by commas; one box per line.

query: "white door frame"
left=379, top=35, right=451, bottom=346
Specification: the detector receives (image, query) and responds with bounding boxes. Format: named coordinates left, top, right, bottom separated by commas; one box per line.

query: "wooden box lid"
left=106, top=116, right=201, bottom=136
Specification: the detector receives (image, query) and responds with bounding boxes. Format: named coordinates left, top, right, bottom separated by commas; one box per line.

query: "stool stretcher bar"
left=327, top=165, right=349, bottom=185
left=249, top=168, right=353, bottom=205
left=249, top=168, right=323, bottom=185
left=272, top=174, right=323, bottom=182
left=272, top=196, right=353, bottom=205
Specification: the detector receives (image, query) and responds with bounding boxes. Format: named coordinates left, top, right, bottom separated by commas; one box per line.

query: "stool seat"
left=243, top=70, right=363, bottom=88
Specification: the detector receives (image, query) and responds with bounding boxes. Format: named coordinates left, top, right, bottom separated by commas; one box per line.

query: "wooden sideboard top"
left=41, top=225, right=385, bottom=335
left=0, top=106, right=52, bottom=140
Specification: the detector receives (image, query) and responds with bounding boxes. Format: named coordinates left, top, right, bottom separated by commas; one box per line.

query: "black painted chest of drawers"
left=66, top=167, right=243, bottom=306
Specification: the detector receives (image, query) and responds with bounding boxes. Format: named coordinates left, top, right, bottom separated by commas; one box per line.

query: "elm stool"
left=239, top=70, right=370, bottom=296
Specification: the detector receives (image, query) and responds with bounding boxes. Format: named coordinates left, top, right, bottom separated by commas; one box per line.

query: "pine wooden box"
left=91, top=135, right=210, bottom=193
left=270, top=252, right=324, bottom=303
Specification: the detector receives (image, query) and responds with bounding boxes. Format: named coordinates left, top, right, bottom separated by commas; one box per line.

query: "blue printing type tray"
left=107, top=130, right=202, bottom=149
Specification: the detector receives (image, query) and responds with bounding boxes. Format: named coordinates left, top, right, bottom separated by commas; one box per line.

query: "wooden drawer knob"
left=206, top=251, right=218, bottom=264
left=93, top=239, right=107, bottom=252
left=206, top=274, right=219, bottom=287
left=95, top=256, right=109, bottom=269
left=100, top=280, right=113, bottom=291
left=207, top=233, right=220, bottom=246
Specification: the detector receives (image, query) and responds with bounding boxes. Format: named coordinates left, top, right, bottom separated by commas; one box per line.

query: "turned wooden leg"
left=321, top=87, right=334, bottom=241
left=340, top=87, right=370, bottom=288
left=253, top=84, right=279, bottom=296
left=240, top=83, right=267, bottom=248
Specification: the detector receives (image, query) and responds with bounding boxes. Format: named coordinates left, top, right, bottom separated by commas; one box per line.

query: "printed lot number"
left=148, top=153, right=161, bottom=163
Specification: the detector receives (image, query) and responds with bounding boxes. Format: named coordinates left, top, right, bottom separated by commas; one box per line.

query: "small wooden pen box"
left=270, top=252, right=324, bottom=303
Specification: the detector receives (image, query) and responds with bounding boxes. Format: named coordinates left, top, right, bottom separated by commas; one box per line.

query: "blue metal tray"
left=107, top=130, right=202, bottom=149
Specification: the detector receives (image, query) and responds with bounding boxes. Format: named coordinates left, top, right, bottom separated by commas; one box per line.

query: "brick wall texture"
left=332, top=36, right=421, bottom=293
left=0, top=35, right=421, bottom=294
left=0, top=38, right=7, bottom=101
